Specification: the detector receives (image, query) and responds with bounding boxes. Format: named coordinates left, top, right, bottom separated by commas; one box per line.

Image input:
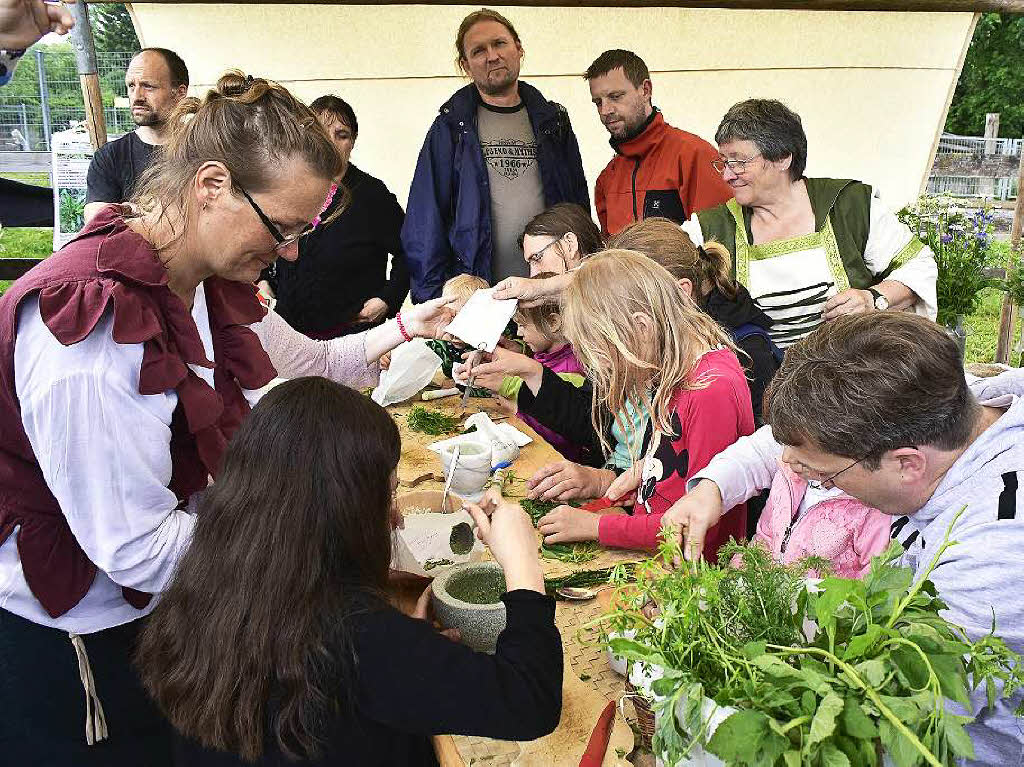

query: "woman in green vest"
left=682, top=98, right=937, bottom=350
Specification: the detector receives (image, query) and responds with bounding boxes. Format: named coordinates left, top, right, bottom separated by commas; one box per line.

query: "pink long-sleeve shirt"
left=597, top=349, right=754, bottom=558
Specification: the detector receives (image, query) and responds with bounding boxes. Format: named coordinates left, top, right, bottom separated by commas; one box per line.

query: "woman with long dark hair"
left=137, top=377, right=561, bottom=767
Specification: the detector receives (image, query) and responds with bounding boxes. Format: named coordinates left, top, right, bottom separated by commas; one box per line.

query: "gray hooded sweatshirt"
left=890, top=368, right=1024, bottom=766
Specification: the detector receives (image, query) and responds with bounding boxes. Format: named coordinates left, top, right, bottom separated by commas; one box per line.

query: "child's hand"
left=527, top=461, right=615, bottom=502
left=537, top=505, right=601, bottom=544
left=661, top=479, right=725, bottom=564
left=379, top=351, right=392, bottom=370
left=453, top=353, right=505, bottom=392
left=605, top=463, right=642, bottom=503
left=494, top=395, right=518, bottom=416
left=464, top=500, right=544, bottom=594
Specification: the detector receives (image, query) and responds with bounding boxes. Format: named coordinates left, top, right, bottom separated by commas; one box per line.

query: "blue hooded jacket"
left=401, top=82, right=590, bottom=302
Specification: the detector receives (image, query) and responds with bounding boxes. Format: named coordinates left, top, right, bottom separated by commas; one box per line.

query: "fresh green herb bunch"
left=605, top=512, right=1024, bottom=767
left=541, top=541, right=599, bottom=564
left=406, top=406, right=461, bottom=436
left=521, top=498, right=559, bottom=524
left=544, top=563, right=638, bottom=596
left=521, top=498, right=599, bottom=563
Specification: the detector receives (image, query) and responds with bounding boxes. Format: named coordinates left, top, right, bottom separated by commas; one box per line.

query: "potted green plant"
left=602, top=512, right=1024, bottom=767
left=898, top=199, right=999, bottom=352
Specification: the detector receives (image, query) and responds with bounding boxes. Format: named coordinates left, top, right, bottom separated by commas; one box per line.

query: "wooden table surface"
left=388, top=388, right=644, bottom=767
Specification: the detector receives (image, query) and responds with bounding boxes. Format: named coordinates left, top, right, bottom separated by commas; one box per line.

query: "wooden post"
left=984, top=113, right=1000, bottom=155
left=995, top=148, right=1024, bottom=364
left=979, top=114, right=999, bottom=199
left=68, top=1, right=107, bottom=151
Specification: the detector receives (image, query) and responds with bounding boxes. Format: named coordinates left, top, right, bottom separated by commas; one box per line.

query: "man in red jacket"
left=586, top=49, right=733, bottom=236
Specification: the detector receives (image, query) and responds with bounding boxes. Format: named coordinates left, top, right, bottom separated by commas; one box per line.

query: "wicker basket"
left=624, top=679, right=656, bottom=751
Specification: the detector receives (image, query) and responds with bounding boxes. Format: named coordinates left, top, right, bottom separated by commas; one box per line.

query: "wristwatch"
left=867, top=287, right=889, bottom=311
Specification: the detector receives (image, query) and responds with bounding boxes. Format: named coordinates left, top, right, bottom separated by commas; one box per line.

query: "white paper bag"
left=371, top=339, right=442, bottom=406
left=392, top=509, right=485, bottom=577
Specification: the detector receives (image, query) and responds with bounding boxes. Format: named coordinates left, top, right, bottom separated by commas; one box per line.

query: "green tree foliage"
left=88, top=4, right=140, bottom=53
left=945, top=13, right=1024, bottom=137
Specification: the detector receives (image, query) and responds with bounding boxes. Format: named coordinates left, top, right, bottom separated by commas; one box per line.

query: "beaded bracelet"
left=395, top=312, right=413, bottom=343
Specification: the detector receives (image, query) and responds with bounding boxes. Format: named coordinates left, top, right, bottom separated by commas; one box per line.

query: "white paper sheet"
left=444, top=288, right=518, bottom=353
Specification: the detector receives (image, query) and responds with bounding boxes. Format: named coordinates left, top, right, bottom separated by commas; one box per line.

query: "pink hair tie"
left=311, top=182, right=339, bottom=229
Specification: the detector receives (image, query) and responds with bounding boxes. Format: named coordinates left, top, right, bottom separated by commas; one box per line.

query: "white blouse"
left=1, top=284, right=380, bottom=634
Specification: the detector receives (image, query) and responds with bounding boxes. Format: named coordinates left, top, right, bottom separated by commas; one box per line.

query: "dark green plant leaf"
left=707, top=710, right=788, bottom=765
left=890, top=646, right=932, bottom=690
left=841, top=696, right=878, bottom=739
left=820, top=742, right=851, bottom=767
left=842, top=623, right=886, bottom=662
left=878, top=719, right=922, bottom=767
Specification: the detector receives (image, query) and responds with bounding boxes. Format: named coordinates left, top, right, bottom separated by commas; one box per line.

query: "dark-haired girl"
left=137, top=377, right=561, bottom=766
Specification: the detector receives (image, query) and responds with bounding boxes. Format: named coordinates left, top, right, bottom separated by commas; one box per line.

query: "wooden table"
left=388, top=391, right=644, bottom=767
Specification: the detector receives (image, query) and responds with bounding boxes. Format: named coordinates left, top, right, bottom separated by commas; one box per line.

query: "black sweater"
left=172, top=590, right=562, bottom=767
left=269, top=164, right=410, bottom=337
left=517, top=285, right=780, bottom=458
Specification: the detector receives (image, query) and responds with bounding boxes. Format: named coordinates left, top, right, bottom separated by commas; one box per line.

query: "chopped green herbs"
left=423, top=558, right=454, bottom=571
left=446, top=568, right=506, bottom=604
left=406, top=406, right=461, bottom=436
left=544, top=563, right=637, bottom=596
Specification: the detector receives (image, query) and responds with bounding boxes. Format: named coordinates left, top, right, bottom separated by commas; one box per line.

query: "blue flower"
left=941, top=233, right=954, bottom=244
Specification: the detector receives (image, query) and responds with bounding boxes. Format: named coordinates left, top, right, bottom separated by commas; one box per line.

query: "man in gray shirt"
left=477, top=101, right=545, bottom=280
left=669, top=313, right=1024, bottom=766
left=401, top=8, right=589, bottom=301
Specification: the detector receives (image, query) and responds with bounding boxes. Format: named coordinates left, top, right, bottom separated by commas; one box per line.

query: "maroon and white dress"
left=0, top=207, right=380, bottom=764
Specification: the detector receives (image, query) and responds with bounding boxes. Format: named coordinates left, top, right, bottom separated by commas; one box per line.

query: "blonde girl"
left=535, top=250, right=755, bottom=558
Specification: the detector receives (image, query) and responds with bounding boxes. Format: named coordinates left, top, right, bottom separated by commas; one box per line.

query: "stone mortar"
left=431, top=562, right=507, bottom=654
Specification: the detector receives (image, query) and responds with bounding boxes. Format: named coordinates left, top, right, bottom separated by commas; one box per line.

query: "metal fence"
left=928, top=132, right=1021, bottom=201
left=935, top=133, right=1023, bottom=157
left=925, top=175, right=1019, bottom=199
left=0, top=48, right=134, bottom=153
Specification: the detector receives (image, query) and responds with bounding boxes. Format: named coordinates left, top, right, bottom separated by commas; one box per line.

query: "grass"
left=1, top=172, right=55, bottom=293
left=965, top=288, right=1023, bottom=366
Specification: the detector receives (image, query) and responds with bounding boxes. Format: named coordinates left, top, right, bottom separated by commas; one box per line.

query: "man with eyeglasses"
left=402, top=8, right=589, bottom=302
left=585, top=49, right=732, bottom=237
left=662, top=312, right=1024, bottom=766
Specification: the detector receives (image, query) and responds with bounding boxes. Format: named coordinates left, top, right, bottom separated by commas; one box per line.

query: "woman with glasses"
left=519, top=203, right=602, bottom=276
left=0, top=71, right=452, bottom=767
left=260, top=95, right=410, bottom=339
left=682, top=98, right=937, bottom=350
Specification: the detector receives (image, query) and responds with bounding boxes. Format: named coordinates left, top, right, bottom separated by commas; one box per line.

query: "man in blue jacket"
left=402, top=8, right=590, bottom=302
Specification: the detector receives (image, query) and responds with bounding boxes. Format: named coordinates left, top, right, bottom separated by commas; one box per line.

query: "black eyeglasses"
left=237, top=185, right=312, bottom=252
left=806, top=455, right=868, bottom=490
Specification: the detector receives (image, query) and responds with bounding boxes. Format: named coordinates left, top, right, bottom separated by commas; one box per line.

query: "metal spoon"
left=555, top=586, right=601, bottom=601
left=449, top=520, right=476, bottom=555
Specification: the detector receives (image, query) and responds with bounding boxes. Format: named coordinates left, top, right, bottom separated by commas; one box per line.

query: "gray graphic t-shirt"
left=477, top=102, right=545, bottom=282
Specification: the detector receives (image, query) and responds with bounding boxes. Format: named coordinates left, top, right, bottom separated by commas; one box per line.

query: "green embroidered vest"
left=697, top=178, right=876, bottom=289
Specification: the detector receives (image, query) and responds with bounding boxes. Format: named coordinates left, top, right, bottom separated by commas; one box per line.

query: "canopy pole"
left=68, top=1, right=108, bottom=151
